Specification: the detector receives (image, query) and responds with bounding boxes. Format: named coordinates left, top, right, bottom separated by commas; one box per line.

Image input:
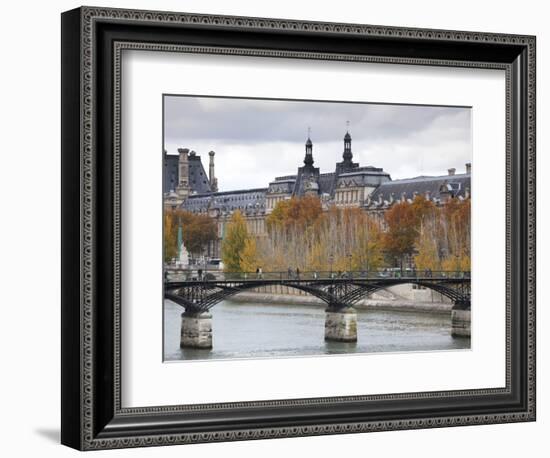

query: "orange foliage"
left=163, top=209, right=217, bottom=261
left=266, top=195, right=323, bottom=232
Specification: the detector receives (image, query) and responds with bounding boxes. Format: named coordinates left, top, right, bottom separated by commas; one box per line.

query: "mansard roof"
left=163, top=153, right=212, bottom=195
left=340, top=165, right=387, bottom=175
left=182, top=188, right=267, bottom=215
left=163, top=154, right=179, bottom=194
left=268, top=176, right=296, bottom=194
left=318, top=172, right=336, bottom=196
left=188, top=153, right=212, bottom=194
left=367, top=172, right=471, bottom=206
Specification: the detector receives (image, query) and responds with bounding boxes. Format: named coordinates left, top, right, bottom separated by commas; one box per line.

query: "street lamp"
left=347, top=253, right=352, bottom=278
left=328, top=253, right=334, bottom=278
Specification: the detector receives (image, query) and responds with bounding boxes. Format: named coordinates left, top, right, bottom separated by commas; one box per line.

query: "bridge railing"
left=167, top=270, right=470, bottom=282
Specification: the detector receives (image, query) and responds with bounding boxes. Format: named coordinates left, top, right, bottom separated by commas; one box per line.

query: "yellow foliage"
left=221, top=210, right=249, bottom=272
left=414, top=221, right=440, bottom=271
left=240, top=237, right=258, bottom=272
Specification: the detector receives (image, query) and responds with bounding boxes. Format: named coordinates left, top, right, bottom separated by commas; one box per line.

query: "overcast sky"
left=164, top=95, right=472, bottom=192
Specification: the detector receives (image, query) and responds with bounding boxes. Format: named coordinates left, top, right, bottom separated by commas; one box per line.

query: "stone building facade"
left=163, top=131, right=471, bottom=260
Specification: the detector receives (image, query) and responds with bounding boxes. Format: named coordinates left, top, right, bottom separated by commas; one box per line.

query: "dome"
left=344, top=131, right=351, bottom=141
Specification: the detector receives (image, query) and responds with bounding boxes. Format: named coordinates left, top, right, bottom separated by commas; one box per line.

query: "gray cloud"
left=164, top=95, right=471, bottom=191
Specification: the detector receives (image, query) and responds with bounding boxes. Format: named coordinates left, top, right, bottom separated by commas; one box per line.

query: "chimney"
left=176, top=148, right=190, bottom=197
left=208, top=151, right=216, bottom=190
left=466, top=163, right=471, bottom=174
left=448, top=168, right=456, bottom=176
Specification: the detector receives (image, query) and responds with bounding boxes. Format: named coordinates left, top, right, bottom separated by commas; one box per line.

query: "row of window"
left=335, top=189, right=362, bottom=204
left=266, top=195, right=286, bottom=209
left=217, top=218, right=265, bottom=237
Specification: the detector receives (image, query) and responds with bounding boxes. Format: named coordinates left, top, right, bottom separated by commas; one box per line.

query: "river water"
left=163, top=299, right=470, bottom=362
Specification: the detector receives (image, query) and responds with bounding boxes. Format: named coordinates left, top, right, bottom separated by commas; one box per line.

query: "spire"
left=343, top=121, right=352, bottom=163
left=304, top=127, right=314, bottom=167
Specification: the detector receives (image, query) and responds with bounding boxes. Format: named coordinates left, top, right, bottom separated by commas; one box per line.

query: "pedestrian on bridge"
left=288, top=266, right=293, bottom=279
left=296, top=267, right=300, bottom=279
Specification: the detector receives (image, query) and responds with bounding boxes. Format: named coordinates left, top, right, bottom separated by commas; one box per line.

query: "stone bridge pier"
left=180, top=311, right=213, bottom=349
left=451, top=300, right=471, bottom=337
left=324, top=306, right=358, bottom=343
left=167, top=275, right=471, bottom=348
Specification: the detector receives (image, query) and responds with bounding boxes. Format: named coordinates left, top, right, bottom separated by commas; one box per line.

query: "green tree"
left=221, top=210, right=249, bottom=272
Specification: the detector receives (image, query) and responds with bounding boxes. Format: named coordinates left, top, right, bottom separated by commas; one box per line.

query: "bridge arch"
left=342, top=279, right=469, bottom=307
left=165, top=280, right=342, bottom=313
left=165, top=276, right=470, bottom=314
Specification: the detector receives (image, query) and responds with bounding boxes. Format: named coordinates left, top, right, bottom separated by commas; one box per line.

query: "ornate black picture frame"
left=61, top=6, right=536, bottom=450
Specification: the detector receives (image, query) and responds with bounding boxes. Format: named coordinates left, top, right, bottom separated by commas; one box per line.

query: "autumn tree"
left=354, top=213, right=384, bottom=271
left=221, top=210, right=250, bottom=272
left=266, top=195, right=323, bottom=232
left=185, top=214, right=217, bottom=256
left=382, top=201, right=418, bottom=268
left=414, top=218, right=441, bottom=271
left=409, top=196, right=471, bottom=272
left=163, top=209, right=217, bottom=262
left=383, top=195, right=437, bottom=268
left=163, top=210, right=178, bottom=262
left=440, top=198, right=471, bottom=272
left=411, top=194, right=437, bottom=219
left=261, top=199, right=384, bottom=273
left=239, top=237, right=259, bottom=272
left=265, top=199, right=292, bottom=230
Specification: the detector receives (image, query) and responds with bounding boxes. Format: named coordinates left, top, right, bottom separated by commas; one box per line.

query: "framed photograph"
left=61, top=6, right=536, bottom=450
